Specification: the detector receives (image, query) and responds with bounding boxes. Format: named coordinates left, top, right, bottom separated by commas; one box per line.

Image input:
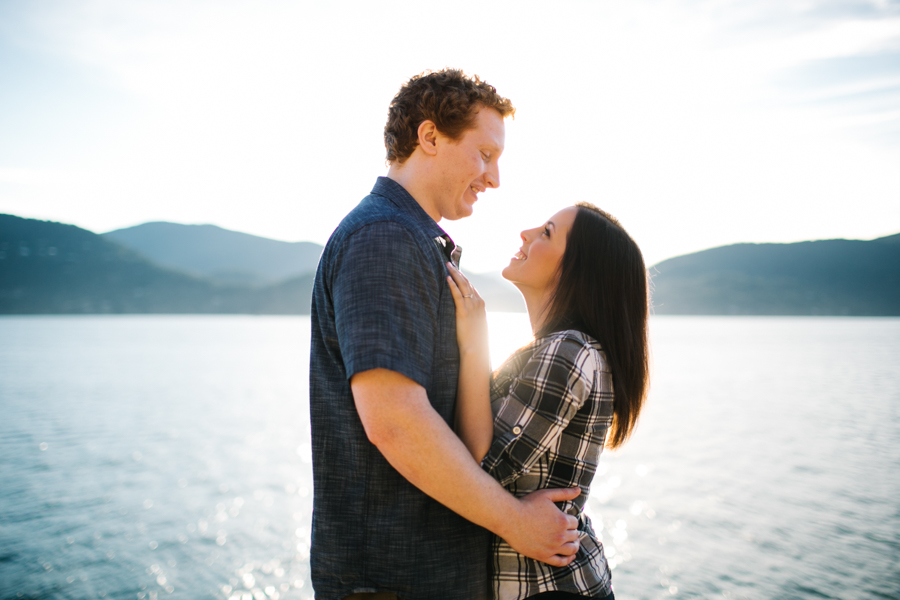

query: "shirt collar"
left=370, top=176, right=462, bottom=269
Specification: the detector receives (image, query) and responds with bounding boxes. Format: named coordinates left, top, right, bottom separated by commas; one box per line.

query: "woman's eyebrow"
left=547, top=221, right=556, bottom=230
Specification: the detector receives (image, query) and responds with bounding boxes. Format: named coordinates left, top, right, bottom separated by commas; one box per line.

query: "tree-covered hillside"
left=1, top=215, right=525, bottom=315
left=651, top=235, right=900, bottom=315
left=103, top=222, right=323, bottom=286
left=6, top=214, right=898, bottom=316
left=1, top=215, right=259, bottom=313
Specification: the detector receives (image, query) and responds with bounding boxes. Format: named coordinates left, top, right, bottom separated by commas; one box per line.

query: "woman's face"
left=502, top=206, right=578, bottom=296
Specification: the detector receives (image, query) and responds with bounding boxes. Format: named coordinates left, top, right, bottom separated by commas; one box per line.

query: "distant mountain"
left=18, top=213, right=895, bottom=317
left=103, top=222, right=323, bottom=286
left=0, top=215, right=306, bottom=314
left=467, top=271, right=526, bottom=313
left=650, top=234, right=900, bottom=315
left=250, top=272, right=316, bottom=314
left=0, top=214, right=523, bottom=315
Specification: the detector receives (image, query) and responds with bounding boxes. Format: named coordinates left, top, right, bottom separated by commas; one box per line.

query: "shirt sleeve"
left=332, top=221, right=440, bottom=390
left=482, top=335, right=596, bottom=488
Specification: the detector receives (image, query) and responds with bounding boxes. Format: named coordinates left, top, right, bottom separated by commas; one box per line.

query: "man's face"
left=432, top=107, right=506, bottom=221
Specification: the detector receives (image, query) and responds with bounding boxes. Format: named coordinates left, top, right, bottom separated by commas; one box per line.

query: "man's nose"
left=484, top=165, right=500, bottom=189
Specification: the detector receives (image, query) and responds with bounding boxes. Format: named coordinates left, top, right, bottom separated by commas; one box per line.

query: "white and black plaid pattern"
left=482, top=330, right=615, bottom=600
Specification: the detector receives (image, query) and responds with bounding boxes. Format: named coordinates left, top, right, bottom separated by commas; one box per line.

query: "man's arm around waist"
left=351, top=368, right=581, bottom=567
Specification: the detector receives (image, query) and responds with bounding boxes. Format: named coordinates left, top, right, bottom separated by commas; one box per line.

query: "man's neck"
left=386, top=163, right=440, bottom=223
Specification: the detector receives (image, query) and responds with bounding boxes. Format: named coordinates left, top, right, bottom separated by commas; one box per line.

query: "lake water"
left=1, top=315, right=898, bottom=600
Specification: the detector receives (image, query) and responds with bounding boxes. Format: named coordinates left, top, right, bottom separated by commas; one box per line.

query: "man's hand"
left=500, top=487, right=582, bottom=567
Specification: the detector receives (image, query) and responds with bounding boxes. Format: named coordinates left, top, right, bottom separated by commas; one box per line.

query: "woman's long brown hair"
left=536, top=202, right=650, bottom=449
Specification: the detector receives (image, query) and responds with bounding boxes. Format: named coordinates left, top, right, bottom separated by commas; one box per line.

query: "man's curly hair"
left=384, top=69, right=515, bottom=164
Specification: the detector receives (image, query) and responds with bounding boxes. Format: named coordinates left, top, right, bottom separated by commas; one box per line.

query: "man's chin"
left=445, top=204, right=474, bottom=221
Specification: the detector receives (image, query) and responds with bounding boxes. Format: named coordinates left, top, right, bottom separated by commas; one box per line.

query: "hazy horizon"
left=5, top=211, right=898, bottom=273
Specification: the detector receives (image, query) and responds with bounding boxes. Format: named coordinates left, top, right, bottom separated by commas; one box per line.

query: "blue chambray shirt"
left=309, top=177, right=491, bottom=600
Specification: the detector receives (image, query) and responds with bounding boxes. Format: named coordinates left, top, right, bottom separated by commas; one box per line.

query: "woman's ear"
left=417, top=120, right=439, bottom=156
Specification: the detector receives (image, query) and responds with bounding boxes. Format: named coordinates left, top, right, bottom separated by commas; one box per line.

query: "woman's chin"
left=501, top=263, right=518, bottom=282
left=501, top=266, right=526, bottom=293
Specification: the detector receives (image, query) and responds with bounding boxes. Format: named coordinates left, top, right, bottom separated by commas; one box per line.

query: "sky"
left=1, top=0, right=899, bottom=272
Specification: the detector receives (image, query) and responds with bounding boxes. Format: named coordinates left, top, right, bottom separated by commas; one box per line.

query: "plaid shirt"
left=482, top=329, right=614, bottom=600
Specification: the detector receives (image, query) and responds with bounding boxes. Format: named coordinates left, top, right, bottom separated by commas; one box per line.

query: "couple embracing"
left=309, top=69, right=650, bottom=600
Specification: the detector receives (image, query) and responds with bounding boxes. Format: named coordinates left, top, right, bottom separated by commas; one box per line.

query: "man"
left=309, top=69, right=581, bottom=600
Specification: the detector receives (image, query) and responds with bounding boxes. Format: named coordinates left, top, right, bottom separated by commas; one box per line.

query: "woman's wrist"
left=458, top=343, right=489, bottom=361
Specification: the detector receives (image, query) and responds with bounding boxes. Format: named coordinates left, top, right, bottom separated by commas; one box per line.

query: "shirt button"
left=512, top=426, right=522, bottom=435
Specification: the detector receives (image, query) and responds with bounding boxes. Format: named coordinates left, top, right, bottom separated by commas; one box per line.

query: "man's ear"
left=417, top=120, right=439, bottom=157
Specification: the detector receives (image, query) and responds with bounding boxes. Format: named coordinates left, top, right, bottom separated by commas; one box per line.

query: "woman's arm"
left=447, top=263, right=494, bottom=462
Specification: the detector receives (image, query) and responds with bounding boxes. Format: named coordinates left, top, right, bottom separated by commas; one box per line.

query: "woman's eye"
left=542, top=227, right=550, bottom=237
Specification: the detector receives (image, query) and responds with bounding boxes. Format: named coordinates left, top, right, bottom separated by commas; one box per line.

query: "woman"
left=447, top=202, right=649, bottom=600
